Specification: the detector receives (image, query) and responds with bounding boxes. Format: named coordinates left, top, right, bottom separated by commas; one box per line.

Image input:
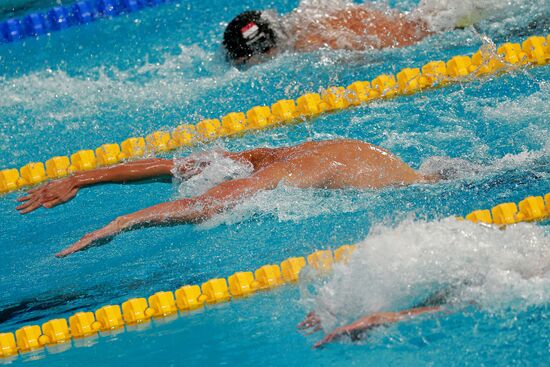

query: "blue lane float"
left=0, top=0, right=172, bottom=44
left=23, top=13, right=47, bottom=36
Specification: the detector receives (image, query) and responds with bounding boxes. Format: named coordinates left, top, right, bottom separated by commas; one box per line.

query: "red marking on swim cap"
left=241, top=22, right=259, bottom=39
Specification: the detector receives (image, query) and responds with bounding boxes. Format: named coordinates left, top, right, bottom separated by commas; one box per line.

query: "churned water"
left=0, top=0, right=549, bottom=365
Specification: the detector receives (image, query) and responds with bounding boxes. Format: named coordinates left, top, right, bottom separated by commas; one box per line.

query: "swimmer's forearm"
left=313, top=305, right=443, bottom=348
left=56, top=198, right=204, bottom=257
left=115, top=199, right=201, bottom=230
left=353, top=306, right=443, bottom=329
left=72, top=158, right=174, bottom=187
left=114, top=175, right=270, bottom=230
left=396, top=305, right=442, bottom=319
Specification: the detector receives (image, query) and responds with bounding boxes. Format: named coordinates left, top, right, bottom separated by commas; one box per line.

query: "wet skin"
left=298, top=306, right=442, bottom=348
left=16, top=139, right=436, bottom=257
left=292, top=6, right=432, bottom=52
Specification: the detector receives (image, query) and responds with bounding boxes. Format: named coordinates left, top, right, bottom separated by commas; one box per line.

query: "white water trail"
left=300, top=218, right=550, bottom=331
left=419, top=138, right=550, bottom=180
left=172, top=150, right=253, bottom=198
left=413, top=0, right=548, bottom=32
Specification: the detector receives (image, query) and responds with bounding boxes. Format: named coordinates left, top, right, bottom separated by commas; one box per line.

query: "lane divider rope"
left=0, top=0, right=174, bottom=44
left=461, top=193, right=550, bottom=225
left=1, top=34, right=549, bottom=195
left=0, top=244, right=357, bottom=358
left=1, top=191, right=549, bottom=359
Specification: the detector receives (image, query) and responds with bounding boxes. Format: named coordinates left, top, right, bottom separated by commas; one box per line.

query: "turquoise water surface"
left=1, top=0, right=549, bottom=365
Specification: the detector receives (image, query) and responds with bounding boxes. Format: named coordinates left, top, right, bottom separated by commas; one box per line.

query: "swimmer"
left=299, top=271, right=547, bottom=348
left=16, top=139, right=441, bottom=257
left=222, top=0, right=484, bottom=65
left=299, top=305, right=444, bottom=348
left=299, top=285, right=456, bottom=348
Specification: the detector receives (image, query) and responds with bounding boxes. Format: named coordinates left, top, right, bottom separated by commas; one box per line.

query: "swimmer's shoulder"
left=326, top=138, right=378, bottom=149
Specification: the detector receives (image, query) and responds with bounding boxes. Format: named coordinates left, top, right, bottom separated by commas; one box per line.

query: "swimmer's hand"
left=55, top=217, right=128, bottom=257
left=16, top=176, right=80, bottom=214
left=312, top=313, right=390, bottom=349
left=313, top=306, right=443, bottom=348
left=297, top=312, right=322, bottom=333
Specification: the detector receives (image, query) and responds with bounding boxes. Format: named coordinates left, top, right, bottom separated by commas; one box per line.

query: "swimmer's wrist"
left=72, top=174, right=87, bottom=187
left=72, top=171, right=103, bottom=187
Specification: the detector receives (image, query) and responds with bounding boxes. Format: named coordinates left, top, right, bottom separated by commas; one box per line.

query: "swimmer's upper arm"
left=228, top=146, right=300, bottom=171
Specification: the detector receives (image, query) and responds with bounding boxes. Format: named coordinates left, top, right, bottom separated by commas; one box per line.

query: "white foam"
left=300, top=218, right=550, bottom=331
left=483, top=81, right=550, bottom=124
left=172, top=149, right=253, bottom=198
left=198, top=184, right=368, bottom=229
left=0, top=44, right=238, bottom=124
left=413, top=0, right=547, bottom=32
left=418, top=138, right=550, bottom=180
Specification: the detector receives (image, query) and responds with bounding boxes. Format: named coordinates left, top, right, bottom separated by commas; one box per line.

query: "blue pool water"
left=1, top=0, right=549, bottom=365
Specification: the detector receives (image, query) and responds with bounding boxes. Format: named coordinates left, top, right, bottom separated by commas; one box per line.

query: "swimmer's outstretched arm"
left=55, top=162, right=288, bottom=257
left=16, top=158, right=175, bottom=214
left=302, top=306, right=442, bottom=348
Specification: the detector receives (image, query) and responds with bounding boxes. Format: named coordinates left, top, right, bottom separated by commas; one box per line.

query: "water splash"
left=413, top=0, right=548, bottom=32
left=300, top=218, right=550, bottom=331
left=172, top=149, right=253, bottom=198
left=418, top=138, right=550, bottom=180
left=482, top=81, right=550, bottom=123
left=0, top=44, right=234, bottom=114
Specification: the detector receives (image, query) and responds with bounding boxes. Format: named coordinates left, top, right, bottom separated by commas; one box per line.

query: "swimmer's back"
left=268, top=139, right=426, bottom=189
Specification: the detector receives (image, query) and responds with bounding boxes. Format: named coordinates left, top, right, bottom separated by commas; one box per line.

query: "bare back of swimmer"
left=16, top=139, right=439, bottom=257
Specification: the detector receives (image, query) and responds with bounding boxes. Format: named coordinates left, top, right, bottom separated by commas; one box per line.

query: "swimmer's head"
left=223, top=11, right=278, bottom=65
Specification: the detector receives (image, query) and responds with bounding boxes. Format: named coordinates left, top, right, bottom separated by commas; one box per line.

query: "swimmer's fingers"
left=43, top=188, right=78, bottom=209
left=17, top=194, right=32, bottom=202
left=55, top=236, right=93, bottom=258
left=42, top=199, right=61, bottom=209
left=26, top=184, right=47, bottom=194
left=16, top=196, right=36, bottom=208
left=16, top=186, right=49, bottom=210
left=16, top=186, right=44, bottom=200
left=16, top=186, right=46, bottom=203
left=313, top=333, right=338, bottom=349
left=17, top=184, right=50, bottom=202
left=298, top=311, right=321, bottom=330
left=16, top=191, right=55, bottom=213
left=56, top=230, right=101, bottom=257
left=17, top=185, right=78, bottom=212
left=16, top=197, right=43, bottom=214
left=304, top=325, right=322, bottom=335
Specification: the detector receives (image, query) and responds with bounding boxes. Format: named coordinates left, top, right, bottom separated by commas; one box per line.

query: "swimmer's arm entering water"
left=302, top=286, right=455, bottom=348
left=310, top=306, right=443, bottom=348
left=55, top=162, right=289, bottom=257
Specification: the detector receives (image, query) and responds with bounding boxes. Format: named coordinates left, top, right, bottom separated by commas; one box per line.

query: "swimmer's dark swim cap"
left=223, top=11, right=278, bottom=64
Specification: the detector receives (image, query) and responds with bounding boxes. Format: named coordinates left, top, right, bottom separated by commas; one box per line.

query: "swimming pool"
left=1, top=0, right=549, bottom=365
